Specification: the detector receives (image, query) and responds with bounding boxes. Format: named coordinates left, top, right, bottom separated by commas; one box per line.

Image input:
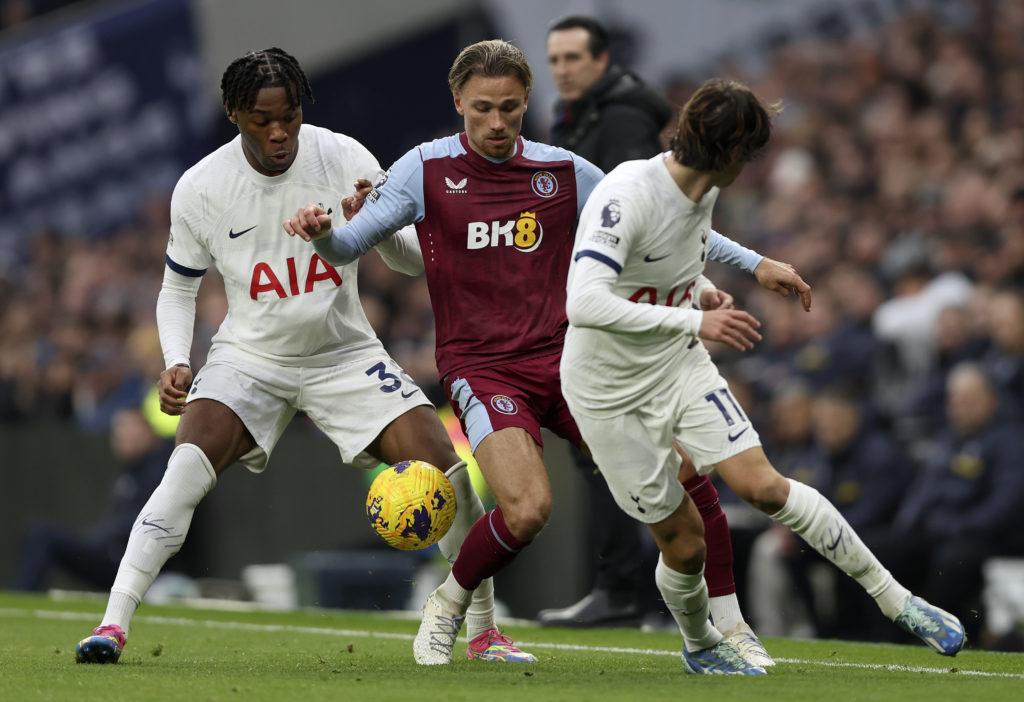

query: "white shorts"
left=188, top=343, right=432, bottom=472
left=565, top=355, right=760, bottom=524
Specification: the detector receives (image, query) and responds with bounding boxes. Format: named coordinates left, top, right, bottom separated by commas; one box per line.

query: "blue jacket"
left=894, top=416, right=1024, bottom=551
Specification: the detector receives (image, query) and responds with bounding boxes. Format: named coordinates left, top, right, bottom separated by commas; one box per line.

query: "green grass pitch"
left=1, top=591, right=1022, bottom=701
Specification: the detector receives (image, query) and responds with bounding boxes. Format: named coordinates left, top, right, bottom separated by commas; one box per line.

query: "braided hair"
left=220, top=47, right=314, bottom=112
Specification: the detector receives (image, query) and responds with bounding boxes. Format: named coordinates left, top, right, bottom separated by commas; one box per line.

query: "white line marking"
left=7, top=607, right=1022, bottom=679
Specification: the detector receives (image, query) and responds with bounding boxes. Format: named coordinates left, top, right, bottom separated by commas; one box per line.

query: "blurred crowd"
left=2, top=0, right=1023, bottom=646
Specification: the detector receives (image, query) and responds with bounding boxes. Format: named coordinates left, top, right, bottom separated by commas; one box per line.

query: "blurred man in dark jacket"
left=538, top=15, right=672, bottom=628
left=547, top=15, right=672, bottom=173
left=878, top=362, right=1024, bottom=641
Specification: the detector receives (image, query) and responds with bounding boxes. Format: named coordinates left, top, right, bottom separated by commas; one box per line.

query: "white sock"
left=771, top=479, right=910, bottom=619
left=101, top=443, right=216, bottom=632
left=438, top=571, right=473, bottom=611
left=709, top=593, right=744, bottom=633
left=655, top=556, right=721, bottom=652
left=437, top=461, right=483, bottom=566
left=465, top=577, right=496, bottom=640
left=437, top=461, right=491, bottom=635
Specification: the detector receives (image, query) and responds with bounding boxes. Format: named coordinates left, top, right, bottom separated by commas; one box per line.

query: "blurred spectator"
left=981, top=287, right=1024, bottom=415
left=873, top=362, right=1024, bottom=643
left=900, top=303, right=988, bottom=449
left=11, top=407, right=171, bottom=591
left=872, top=242, right=974, bottom=382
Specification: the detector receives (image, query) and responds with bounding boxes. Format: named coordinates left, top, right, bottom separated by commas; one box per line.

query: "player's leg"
left=676, top=448, right=773, bottom=667
left=415, top=427, right=544, bottom=665
left=76, top=398, right=253, bottom=663
left=714, top=448, right=965, bottom=656
left=645, top=496, right=720, bottom=650
left=646, top=501, right=761, bottom=674
left=566, top=404, right=764, bottom=675
left=366, top=405, right=503, bottom=654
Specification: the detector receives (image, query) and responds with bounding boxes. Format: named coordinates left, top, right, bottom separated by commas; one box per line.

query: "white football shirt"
left=165, top=124, right=409, bottom=366
left=562, top=153, right=719, bottom=414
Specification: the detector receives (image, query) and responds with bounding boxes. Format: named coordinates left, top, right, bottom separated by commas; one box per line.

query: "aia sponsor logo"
left=445, top=176, right=468, bottom=194
left=467, top=211, right=543, bottom=252
left=531, top=171, right=557, bottom=198
left=249, top=253, right=342, bottom=300
left=490, top=395, right=518, bottom=415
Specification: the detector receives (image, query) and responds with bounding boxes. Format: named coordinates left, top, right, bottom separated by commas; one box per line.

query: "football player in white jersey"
left=562, top=78, right=966, bottom=670
left=74, top=48, right=527, bottom=665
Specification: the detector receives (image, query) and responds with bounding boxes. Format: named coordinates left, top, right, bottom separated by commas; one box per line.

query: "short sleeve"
left=166, top=179, right=211, bottom=275
left=573, top=189, right=639, bottom=274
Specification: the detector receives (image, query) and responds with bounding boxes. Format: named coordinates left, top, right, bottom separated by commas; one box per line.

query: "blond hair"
left=447, top=39, right=533, bottom=93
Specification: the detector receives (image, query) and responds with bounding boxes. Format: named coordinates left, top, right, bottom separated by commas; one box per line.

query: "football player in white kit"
left=562, top=78, right=966, bottom=673
left=74, top=48, right=527, bottom=665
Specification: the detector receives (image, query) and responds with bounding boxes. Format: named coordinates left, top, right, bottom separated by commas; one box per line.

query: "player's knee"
left=651, top=508, right=706, bottom=570
left=741, top=472, right=789, bottom=515
left=502, top=497, right=551, bottom=542
left=661, top=535, right=706, bottom=573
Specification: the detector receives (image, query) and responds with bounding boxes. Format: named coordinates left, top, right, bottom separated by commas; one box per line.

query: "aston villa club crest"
left=531, top=171, right=558, bottom=198
left=490, top=395, right=518, bottom=415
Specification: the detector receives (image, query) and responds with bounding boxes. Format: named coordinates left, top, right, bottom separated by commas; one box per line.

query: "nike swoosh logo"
left=229, top=225, right=257, bottom=239
left=140, top=518, right=171, bottom=533
left=826, top=525, right=845, bottom=551
left=727, top=427, right=749, bottom=442
left=400, top=389, right=419, bottom=399
left=643, top=253, right=670, bottom=262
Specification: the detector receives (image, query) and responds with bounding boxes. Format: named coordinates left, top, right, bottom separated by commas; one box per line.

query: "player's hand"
left=698, top=309, right=762, bottom=351
left=753, top=257, right=812, bottom=311
left=700, top=288, right=735, bottom=310
left=283, top=203, right=333, bottom=242
left=158, top=364, right=193, bottom=416
left=341, top=178, right=373, bottom=221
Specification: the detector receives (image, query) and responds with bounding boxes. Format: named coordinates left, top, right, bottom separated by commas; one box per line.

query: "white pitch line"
left=6, top=607, right=1023, bottom=679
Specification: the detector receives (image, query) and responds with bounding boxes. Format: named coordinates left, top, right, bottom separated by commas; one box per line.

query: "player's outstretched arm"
left=283, top=203, right=369, bottom=266
left=698, top=309, right=762, bottom=351
left=753, top=257, right=812, bottom=311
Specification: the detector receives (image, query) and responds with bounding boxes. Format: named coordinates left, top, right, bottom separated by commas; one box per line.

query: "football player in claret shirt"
left=285, top=40, right=805, bottom=671
left=561, top=78, right=965, bottom=668
left=73, top=47, right=506, bottom=666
